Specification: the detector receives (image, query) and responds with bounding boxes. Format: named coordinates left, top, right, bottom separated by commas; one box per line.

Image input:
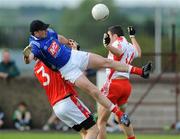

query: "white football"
left=91, top=4, right=109, bottom=21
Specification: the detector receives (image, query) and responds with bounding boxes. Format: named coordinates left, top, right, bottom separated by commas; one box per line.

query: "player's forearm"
left=58, top=35, right=69, bottom=45
left=106, top=45, right=123, bottom=57
left=130, top=37, right=141, bottom=57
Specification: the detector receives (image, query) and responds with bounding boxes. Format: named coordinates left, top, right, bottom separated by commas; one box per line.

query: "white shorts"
left=53, top=95, right=95, bottom=131
left=59, top=50, right=90, bottom=83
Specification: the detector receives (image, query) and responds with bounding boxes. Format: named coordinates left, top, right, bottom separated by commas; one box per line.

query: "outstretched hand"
left=68, top=39, right=80, bottom=50
left=127, top=26, right=136, bottom=38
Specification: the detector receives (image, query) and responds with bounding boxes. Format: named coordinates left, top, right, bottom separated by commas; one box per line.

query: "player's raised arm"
left=58, top=35, right=69, bottom=45
left=58, top=35, right=80, bottom=50
left=103, top=33, right=123, bottom=57
left=127, top=26, right=142, bottom=57
left=23, top=45, right=34, bottom=64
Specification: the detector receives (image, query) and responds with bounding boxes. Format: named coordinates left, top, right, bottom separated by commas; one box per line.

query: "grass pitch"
left=0, top=132, right=179, bottom=139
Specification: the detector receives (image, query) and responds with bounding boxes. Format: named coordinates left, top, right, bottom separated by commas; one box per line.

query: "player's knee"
left=89, top=125, right=99, bottom=135
left=97, top=118, right=107, bottom=128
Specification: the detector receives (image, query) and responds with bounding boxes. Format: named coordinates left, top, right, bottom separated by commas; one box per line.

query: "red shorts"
left=107, top=79, right=132, bottom=106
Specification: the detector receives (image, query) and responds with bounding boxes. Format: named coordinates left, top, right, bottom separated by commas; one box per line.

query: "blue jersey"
left=29, top=28, right=71, bottom=70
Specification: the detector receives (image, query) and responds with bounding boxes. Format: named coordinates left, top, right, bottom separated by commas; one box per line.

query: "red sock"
left=128, top=136, right=135, bottom=139
left=130, top=66, right=142, bottom=76
left=111, top=105, right=123, bottom=118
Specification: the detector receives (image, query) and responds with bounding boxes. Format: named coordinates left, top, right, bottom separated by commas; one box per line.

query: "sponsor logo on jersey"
left=48, top=41, right=60, bottom=57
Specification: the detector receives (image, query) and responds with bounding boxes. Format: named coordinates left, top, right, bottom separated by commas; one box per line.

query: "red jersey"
left=34, top=61, right=77, bottom=106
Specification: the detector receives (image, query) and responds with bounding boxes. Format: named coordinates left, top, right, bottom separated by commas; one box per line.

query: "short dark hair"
left=30, top=20, right=49, bottom=35
left=108, top=25, right=124, bottom=36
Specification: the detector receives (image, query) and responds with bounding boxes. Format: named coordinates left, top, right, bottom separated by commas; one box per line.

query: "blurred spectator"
left=0, top=49, right=20, bottom=80
left=13, top=102, right=32, bottom=131
left=0, top=107, right=4, bottom=129
left=42, top=112, right=69, bottom=131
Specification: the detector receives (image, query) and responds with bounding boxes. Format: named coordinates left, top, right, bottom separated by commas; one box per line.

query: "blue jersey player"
left=23, top=20, right=152, bottom=129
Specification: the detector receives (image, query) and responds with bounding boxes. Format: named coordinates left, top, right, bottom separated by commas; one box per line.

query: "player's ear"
left=115, top=34, right=119, bottom=38
left=34, top=31, right=39, bottom=37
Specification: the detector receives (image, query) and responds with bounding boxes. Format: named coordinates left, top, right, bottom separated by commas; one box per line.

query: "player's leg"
left=80, top=129, right=87, bottom=139
left=97, top=104, right=111, bottom=139
left=116, top=80, right=136, bottom=139
left=116, top=105, right=135, bottom=139
left=74, top=73, right=130, bottom=127
left=75, top=74, right=113, bottom=110
left=87, top=53, right=152, bottom=78
left=53, top=95, right=99, bottom=139
left=60, top=51, right=130, bottom=126
left=97, top=79, right=123, bottom=139
left=84, top=124, right=99, bottom=139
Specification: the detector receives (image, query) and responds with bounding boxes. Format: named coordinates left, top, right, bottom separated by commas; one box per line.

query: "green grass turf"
left=0, top=132, right=179, bottom=139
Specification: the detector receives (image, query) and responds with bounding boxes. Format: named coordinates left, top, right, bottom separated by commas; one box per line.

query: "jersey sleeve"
left=129, top=43, right=139, bottom=58
left=29, top=40, right=41, bottom=59
left=112, top=40, right=126, bottom=53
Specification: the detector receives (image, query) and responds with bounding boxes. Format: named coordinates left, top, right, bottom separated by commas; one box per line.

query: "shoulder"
left=47, top=28, right=58, bottom=38
left=47, top=28, right=57, bottom=35
left=112, top=38, right=123, bottom=50
left=47, top=28, right=56, bottom=33
left=29, top=35, right=41, bottom=48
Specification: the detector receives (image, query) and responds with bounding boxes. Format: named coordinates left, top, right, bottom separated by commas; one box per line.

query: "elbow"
left=116, top=52, right=122, bottom=57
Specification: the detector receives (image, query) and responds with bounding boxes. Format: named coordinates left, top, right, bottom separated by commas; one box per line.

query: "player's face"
left=34, top=30, right=47, bottom=38
left=38, top=30, right=47, bottom=38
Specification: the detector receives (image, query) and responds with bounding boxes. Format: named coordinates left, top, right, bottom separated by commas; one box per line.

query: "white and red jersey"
left=106, top=37, right=138, bottom=80
left=101, top=37, right=138, bottom=96
left=34, top=60, right=77, bottom=107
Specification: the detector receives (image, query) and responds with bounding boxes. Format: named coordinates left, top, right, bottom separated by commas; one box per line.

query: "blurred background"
left=0, top=0, right=179, bottom=137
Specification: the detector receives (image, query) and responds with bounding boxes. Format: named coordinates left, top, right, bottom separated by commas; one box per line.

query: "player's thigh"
left=85, top=124, right=99, bottom=138
left=87, top=53, right=111, bottom=69
left=97, top=104, right=111, bottom=125
left=75, top=74, right=99, bottom=96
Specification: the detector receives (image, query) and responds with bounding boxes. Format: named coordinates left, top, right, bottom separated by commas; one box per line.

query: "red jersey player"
left=34, top=60, right=98, bottom=139
left=98, top=26, right=143, bottom=139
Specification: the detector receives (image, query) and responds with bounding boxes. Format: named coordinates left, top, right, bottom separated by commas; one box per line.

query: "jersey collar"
left=30, top=35, right=41, bottom=41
